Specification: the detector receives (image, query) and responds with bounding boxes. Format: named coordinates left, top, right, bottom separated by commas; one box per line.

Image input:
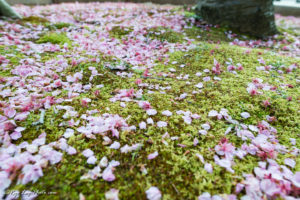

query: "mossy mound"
left=20, top=16, right=49, bottom=25
left=36, top=32, right=71, bottom=45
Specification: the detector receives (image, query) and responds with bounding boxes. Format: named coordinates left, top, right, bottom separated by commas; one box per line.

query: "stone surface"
left=196, top=0, right=278, bottom=37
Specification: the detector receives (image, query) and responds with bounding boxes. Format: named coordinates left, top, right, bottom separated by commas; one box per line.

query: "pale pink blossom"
left=208, top=110, right=218, bottom=117
left=198, top=192, right=211, bottom=200
left=157, top=121, right=167, bottom=128
left=109, top=141, right=121, bottom=149
left=147, top=118, right=154, bottom=124
left=63, top=128, right=74, bottom=138
left=291, top=172, right=300, bottom=188
left=196, top=153, right=205, bottom=163
left=139, top=121, right=147, bottom=129
left=20, top=164, right=43, bottom=184
left=10, top=129, right=23, bottom=140
left=0, top=171, right=11, bottom=191
left=67, top=146, right=77, bottom=155
left=82, top=149, right=94, bottom=158
left=241, top=112, right=250, bottom=119
left=215, top=139, right=235, bottom=159
left=87, top=156, right=97, bottom=165
left=99, top=157, right=108, bottom=168
left=214, top=155, right=234, bottom=173
left=203, top=77, right=211, bottom=82
left=14, top=112, right=30, bottom=121
left=199, top=130, right=207, bottom=135
left=146, top=187, right=161, bottom=200
left=204, top=163, right=213, bottom=174
left=102, top=167, right=115, bottom=182
left=182, top=115, right=192, bottom=124
left=148, top=151, right=158, bottom=160
left=3, top=107, right=16, bottom=118
left=201, top=124, right=210, bottom=130
left=260, top=179, right=280, bottom=197
left=147, top=109, right=157, bottom=116
left=284, top=158, right=295, bottom=168
left=235, top=183, right=244, bottom=193
left=195, top=82, right=203, bottom=89
left=120, top=143, right=142, bottom=153
left=105, top=188, right=119, bottom=200
left=138, top=101, right=152, bottom=110
left=162, top=110, right=172, bottom=116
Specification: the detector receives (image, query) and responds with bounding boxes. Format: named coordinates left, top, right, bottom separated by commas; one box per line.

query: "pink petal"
left=147, top=151, right=158, bottom=160
left=146, top=187, right=161, bottom=200
left=102, top=168, right=115, bottom=182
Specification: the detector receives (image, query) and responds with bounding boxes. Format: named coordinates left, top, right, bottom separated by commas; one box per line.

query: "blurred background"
left=6, top=0, right=196, bottom=5
left=4, top=0, right=299, bottom=5
left=5, top=0, right=300, bottom=16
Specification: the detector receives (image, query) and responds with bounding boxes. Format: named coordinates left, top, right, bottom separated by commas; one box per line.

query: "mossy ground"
left=2, top=3, right=300, bottom=200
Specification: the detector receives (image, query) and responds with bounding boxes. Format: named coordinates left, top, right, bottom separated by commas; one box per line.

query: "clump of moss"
left=109, top=26, right=133, bottom=39
left=147, top=27, right=184, bottom=43
left=0, top=70, right=11, bottom=78
left=20, top=16, right=49, bottom=25
left=36, top=32, right=71, bottom=45
left=46, top=22, right=72, bottom=30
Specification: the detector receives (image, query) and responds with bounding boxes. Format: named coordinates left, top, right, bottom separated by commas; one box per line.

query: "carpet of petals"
left=0, top=2, right=299, bottom=200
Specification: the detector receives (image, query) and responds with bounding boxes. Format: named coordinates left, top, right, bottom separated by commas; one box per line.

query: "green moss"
left=20, top=16, right=49, bottom=25
left=147, top=27, right=184, bottom=43
left=46, top=22, right=72, bottom=31
left=36, top=32, right=71, bottom=45
left=15, top=107, right=65, bottom=145
left=0, top=70, right=11, bottom=77
left=109, top=26, right=133, bottom=39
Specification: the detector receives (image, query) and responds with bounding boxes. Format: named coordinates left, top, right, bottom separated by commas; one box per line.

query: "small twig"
left=172, top=183, right=180, bottom=195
